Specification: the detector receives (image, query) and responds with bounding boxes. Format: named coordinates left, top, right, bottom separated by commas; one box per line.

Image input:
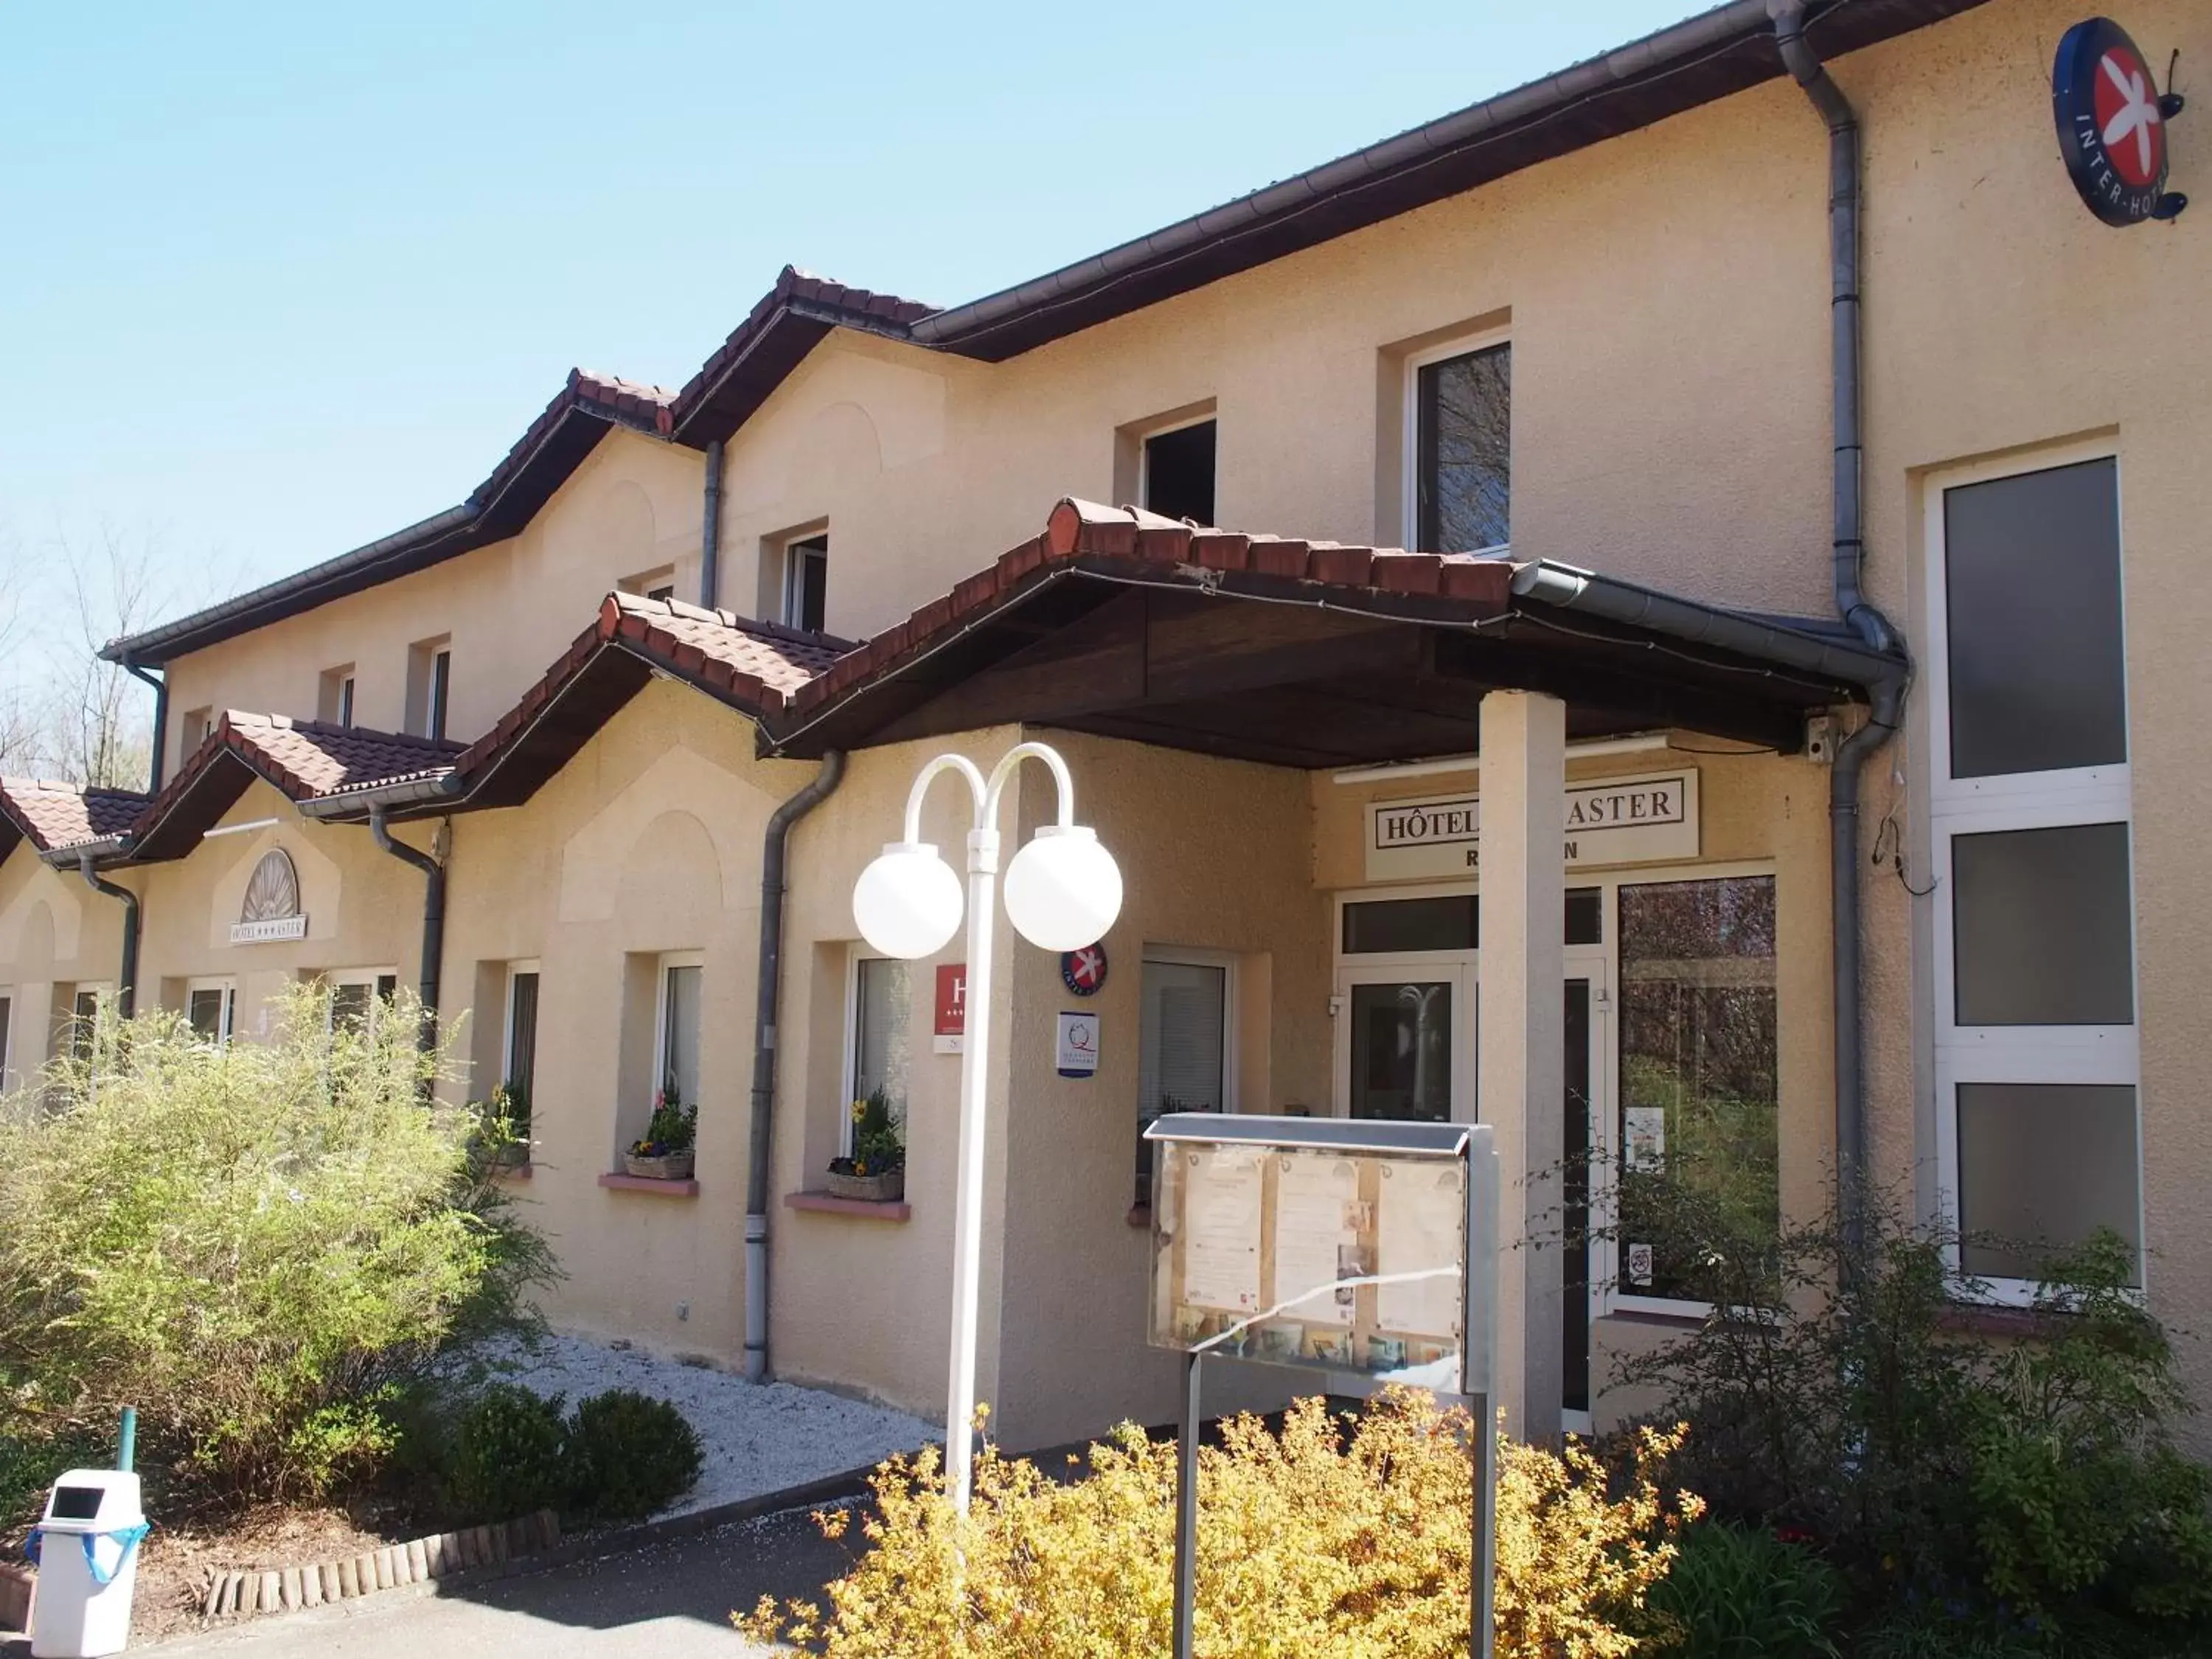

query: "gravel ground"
left=471, top=1332, right=936, bottom=1517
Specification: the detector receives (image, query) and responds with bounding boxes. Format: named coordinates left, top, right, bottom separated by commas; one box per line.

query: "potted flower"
left=827, top=1086, right=905, bottom=1202
left=625, top=1076, right=697, bottom=1180
left=487, top=1079, right=532, bottom=1169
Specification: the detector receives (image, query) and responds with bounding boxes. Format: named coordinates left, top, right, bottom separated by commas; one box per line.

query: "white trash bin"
left=27, top=1470, right=146, bottom=1658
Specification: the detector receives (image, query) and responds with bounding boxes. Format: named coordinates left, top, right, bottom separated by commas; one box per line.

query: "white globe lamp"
left=852, top=842, right=964, bottom=960
left=1004, top=825, right=1124, bottom=953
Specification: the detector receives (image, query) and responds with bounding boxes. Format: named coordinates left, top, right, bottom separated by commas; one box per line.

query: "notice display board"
left=1144, top=1116, right=1489, bottom=1394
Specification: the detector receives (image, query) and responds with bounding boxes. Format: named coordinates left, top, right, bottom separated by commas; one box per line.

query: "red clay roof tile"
left=0, top=779, right=150, bottom=852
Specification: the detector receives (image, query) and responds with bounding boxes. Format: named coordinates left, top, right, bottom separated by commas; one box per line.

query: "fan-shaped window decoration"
left=241, top=850, right=301, bottom=924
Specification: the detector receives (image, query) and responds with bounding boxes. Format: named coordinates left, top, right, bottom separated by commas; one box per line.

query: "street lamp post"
left=851, top=740, right=1122, bottom=1513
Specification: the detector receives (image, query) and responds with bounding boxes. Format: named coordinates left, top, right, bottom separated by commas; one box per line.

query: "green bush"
left=447, top=1384, right=568, bottom=1522
left=0, top=985, right=552, bottom=1505
left=1641, top=1522, right=1844, bottom=1657
left=567, top=1388, right=703, bottom=1521
left=1612, top=1183, right=2212, bottom=1650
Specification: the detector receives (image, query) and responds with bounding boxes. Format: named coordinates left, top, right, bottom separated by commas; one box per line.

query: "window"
left=1615, top=875, right=1778, bottom=1305
left=317, top=666, right=356, bottom=727
left=1141, top=419, right=1217, bottom=525
left=782, top=535, right=828, bottom=633
left=621, top=566, right=678, bottom=605
left=1409, top=338, right=1511, bottom=553
left=1339, top=888, right=1601, bottom=953
left=655, top=956, right=703, bottom=1113
left=187, top=980, right=235, bottom=1046
left=0, top=992, right=13, bottom=1091
left=181, top=706, right=215, bottom=754
left=1135, top=953, right=1233, bottom=1206
left=845, top=953, right=911, bottom=1151
left=330, top=971, right=400, bottom=1032
left=1928, top=451, right=2138, bottom=1292
left=66, top=987, right=104, bottom=1065
left=406, top=637, right=453, bottom=740
left=504, top=966, right=540, bottom=1105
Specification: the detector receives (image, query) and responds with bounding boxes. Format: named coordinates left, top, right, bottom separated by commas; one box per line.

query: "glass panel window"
left=1343, top=895, right=1476, bottom=955
left=660, top=964, right=702, bottom=1111
left=1956, top=1082, right=2139, bottom=1282
left=1952, top=823, right=2133, bottom=1026
left=1943, top=457, right=2126, bottom=779
left=1617, top=876, right=1778, bottom=1303
left=1137, top=958, right=1229, bottom=1203
left=506, top=971, right=540, bottom=1100
left=1349, top=980, right=1454, bottom=1123
left=1141, top=420, right=1217, bottom=526
left=785, top=536, right=829, bottom=633
left=1415, top=343, right=1511, bottom=553
left=188, top=986, right=232, bottom=1045
left=851, top=956, right=911, bottom=1117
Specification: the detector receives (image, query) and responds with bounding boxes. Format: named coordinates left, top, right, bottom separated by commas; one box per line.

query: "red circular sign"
left=2090, top=40, right=2166, bottom=189
left=1060, top=945, right=1108, bottom=996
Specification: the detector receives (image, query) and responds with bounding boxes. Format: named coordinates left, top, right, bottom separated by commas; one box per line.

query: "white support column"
left=1475, top=689, right=1565, bottom=1444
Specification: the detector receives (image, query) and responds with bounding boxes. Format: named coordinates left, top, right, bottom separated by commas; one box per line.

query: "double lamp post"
left=849, top=740, right=1122, bottom=1513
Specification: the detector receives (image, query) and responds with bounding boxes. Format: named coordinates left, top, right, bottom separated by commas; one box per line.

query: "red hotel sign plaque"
left=934, top=963, right=967, bottom=1054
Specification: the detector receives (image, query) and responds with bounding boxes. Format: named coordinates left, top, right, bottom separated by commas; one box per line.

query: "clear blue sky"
left=3, top=1, right=1702, bottom=625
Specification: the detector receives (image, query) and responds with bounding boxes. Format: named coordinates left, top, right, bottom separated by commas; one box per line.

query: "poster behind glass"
left=1148, top=1138, right=1468, bottom=1391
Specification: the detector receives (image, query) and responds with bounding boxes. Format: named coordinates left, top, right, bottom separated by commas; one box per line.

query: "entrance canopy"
left=763, top=499, right=1903, bottom=765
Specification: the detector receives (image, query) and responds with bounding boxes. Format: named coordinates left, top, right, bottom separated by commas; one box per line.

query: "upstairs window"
left=181, top=706, right=215, bottom=755
left=317, top=665, right=356, bottom=728
left=783, top=535, right=829, bottom=633
left=621, top=566, right=678, bottom=605
left=406, top=638, right=453, bottom=741
left=1929, top=451, right=2138, bottom=1293
left=1410, top=338, right=1511, bottom=553
left=1141, top=419, right=1217, bottom=526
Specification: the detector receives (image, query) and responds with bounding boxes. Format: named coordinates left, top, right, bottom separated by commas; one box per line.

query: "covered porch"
left=768, top=499, right=1903, bottom=1441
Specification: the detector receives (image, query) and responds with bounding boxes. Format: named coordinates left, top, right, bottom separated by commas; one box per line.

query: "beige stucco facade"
left=14, top=0, right=2212, bottom=1449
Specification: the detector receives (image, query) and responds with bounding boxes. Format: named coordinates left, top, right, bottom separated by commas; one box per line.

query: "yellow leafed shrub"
left=740, top=1387, right=1700, bottom=1658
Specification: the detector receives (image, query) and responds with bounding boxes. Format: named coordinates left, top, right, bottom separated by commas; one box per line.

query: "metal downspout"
left=75, top=851, right=140, bottom=1018
left=124, top=664, right=168, bottom=793
left=1770, top=0, right=1908, bottom=1239
left=700, top=439, right=726, bottom=610
left=744, top=749, right=847, bottom=1382
left=369, top=803, right=446, bottom=1054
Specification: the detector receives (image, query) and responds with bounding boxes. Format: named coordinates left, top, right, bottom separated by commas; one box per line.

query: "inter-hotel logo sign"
left=1366, top=771, right=1700, bottom=880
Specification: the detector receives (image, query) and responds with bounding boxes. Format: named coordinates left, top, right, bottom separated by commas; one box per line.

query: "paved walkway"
left=4, top=1506, right=849, bottom=1659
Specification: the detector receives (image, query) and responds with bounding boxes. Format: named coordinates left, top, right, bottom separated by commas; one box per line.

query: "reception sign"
left=1366, top=769, right=1699, bottom=881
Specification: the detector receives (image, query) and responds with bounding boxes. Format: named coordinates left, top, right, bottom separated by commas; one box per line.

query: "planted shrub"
left=0, top=986, right=552, bottom=1504
left=1640, top=1522, right=1845, bottom=1657
left=448, top=1385, right=568, bottom=1522
left=1613, top=1181, right=2212, bottom=1650
left=567, top=1388, right=703, bottom=1521
left=743, top=1387, right=1700, bottom=1658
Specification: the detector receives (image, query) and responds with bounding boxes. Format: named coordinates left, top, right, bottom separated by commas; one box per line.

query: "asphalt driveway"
left=3, top=1504, right=853, bottom=1659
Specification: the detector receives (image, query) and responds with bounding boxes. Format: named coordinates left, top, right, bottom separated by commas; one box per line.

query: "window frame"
left=841, top=946, right=912, bottom=1158
left=0, top=987, right=14, bottom=1092
left=65, top=984, right=113, bottom=1066
left=338, top=674, right=355, bottom=728
left=428, top=647, right=452, bottom=742
left=1401, top=324, right=1513, bottom=557
left=652, top=950, right=705, bottom=1108
left=782, top=534, right=830, bottom=633
left=1134, top=947, right=1239, bottom=1207
left=1923, top=440, right=2141, bottom=1304
left=186, top=976, right=237, bottom=1046
left=503, top=960, right=540, bottom=1093
left=327, top=967, right=402, bottom=1032
left=1135, top=411, right=1220, bottom=524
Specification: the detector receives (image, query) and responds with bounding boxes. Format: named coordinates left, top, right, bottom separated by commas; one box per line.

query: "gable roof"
left=434, top=592, right=846, bottom=812
left=104, top=0, right=1989, bottom=667
left=128, top=714, right=464, bottom=861
left=762, top=498, right=1905, bottom=766
left=0, top=779, right=150, bottom=861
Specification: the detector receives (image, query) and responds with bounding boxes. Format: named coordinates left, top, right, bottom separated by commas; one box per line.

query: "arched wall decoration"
left=232, top=848, right=308, bottom=944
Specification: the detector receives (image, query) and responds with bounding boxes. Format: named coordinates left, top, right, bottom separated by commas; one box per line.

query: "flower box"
left=623, top=1151, right=695, bottom=1182
left=824, top=1167, right=905, bottom=1203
